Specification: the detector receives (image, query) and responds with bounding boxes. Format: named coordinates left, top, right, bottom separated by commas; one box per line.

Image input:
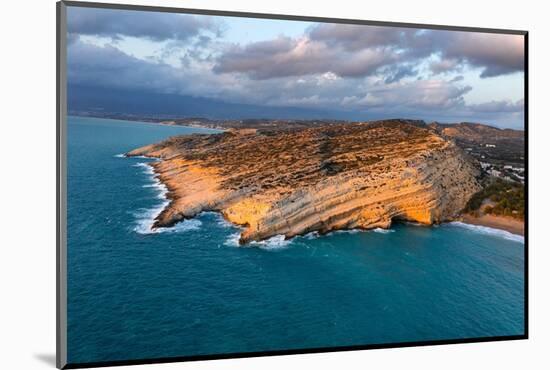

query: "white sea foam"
left=333, top=229, right=361, bottom=234
left=304, top=231, right=320, bottom=240
left=224, top=233, right=292, bottom=250
left=114, top=153, right=126, bottom=158
left=373, top=228, right=395, bottom=234
left=133, top=161, right=200, bottom=234
left=155, top=219, right=202, bottom=233
left=447, top=222, right=524, bottom=243
left=134, top=208, right=202, bottom=234
left=133, top=162, right=155, bottom=174
left=225, top=226, right=399, bottom=247
left=402, top=221, right=424, bottom=227
left=133, top=203, right=167, bottom=234
left=215, top=215, right=238, bottom=228
left=224, top=232, right=242, bottom=247
left=250, top=235, right=292, bottom=250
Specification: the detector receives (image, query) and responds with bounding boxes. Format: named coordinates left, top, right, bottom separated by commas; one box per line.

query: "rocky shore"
left=127, top=120, right=482, bottom=244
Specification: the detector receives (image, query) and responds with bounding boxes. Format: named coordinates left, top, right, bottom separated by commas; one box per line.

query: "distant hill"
left=428, top=122, right=524, bottom=142
left=67, top=85, right=356, bottom=121
left=427, top=121, right=524, bottom=168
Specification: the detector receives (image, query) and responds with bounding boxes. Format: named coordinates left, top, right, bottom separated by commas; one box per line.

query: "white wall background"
left=1, top=0, right=547, bottom=369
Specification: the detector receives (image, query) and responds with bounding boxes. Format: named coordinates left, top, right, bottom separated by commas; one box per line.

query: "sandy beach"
left=461, top=214, right=524, bottom=236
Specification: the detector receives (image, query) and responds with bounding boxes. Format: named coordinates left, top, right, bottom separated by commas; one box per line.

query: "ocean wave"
left=401, top=221, right=424, bottom=227
left=143, top=183, right=167, bottom=199
left=134, top=212, right=201, bottom=235
left=114, top=153, right=126, bottom=158
left=215, top=215, right=238, bottom=229
left=447, top=222, right=524, bottom=243
left=133, top=201, right=202, bottom=234
left=224, top=233, right=292, bottom=250
left=373, top=228, right=395, bottom=234
left=303, top=231, right=320, bottom=240
left=133, top=204, right=167, bottom=234
left=133, top=161, right=201, bottom=234
left=250, top=235, right=292, bottom=250
left=133, top=161, right=155, bottom=174
left=333, top=229, right=361, bottom=235
left=156, top=219, right=202, bottom=234
left=224, top=232, right=242, bottom=247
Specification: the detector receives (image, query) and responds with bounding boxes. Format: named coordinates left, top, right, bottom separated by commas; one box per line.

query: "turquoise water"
left=67, top=116, right=525, bottom=364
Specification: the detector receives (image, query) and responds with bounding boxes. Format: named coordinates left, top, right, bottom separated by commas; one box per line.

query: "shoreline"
left=461, top=214, right=524, bottom=236
left=131, top=158, right=526, bottom=243
left=69, top=114, right=226, bottom=132
left=125, top=155, right=524, bottom=243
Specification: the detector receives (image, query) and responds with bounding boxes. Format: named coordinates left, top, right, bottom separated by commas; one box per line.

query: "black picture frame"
left=56, top=1, right=529, bottom=368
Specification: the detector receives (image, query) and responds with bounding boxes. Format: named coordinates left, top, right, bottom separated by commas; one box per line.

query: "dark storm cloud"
left=67, top=13, right=525, bottom=129
left=67, top=40, right=181, bottom=92
left=68, top=39, right=467, bottom=112
left=67, top=39, right=247, bottom=100
left=67, top=7, right=220, bottom=42
left=68, top=38, right=523, bottom=127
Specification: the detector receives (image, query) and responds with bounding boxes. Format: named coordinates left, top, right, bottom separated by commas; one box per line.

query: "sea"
left=67, top=116, right=525, bottom=364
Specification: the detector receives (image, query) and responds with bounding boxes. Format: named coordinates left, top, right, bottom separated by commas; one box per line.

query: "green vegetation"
left=464, top=178, right=524, bottom=219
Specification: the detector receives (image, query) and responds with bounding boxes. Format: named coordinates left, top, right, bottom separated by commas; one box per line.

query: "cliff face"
left=127, top=120, right=481, bottom=244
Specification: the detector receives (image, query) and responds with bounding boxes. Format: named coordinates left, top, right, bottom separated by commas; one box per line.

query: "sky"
left=66, top=6, right=525, bottom=129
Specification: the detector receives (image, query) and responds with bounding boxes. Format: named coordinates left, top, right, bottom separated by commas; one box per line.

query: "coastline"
left=69, top=114, right=227, bottom=131
left=69, top=114, right=174, bottom=127
left=118, top=116, right=524, bottom=240
left=127, top=153, right=525, bottom=244
left=461, top=214, right=524, bottom=236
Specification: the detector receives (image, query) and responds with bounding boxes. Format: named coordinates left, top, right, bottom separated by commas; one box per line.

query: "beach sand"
left=461, top=214, right=524, bottom=236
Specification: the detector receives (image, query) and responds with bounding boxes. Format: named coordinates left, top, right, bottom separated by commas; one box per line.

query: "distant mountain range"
left=68, top=85, right=524, bottom=134
left=68, top=85, right=352, bottom=121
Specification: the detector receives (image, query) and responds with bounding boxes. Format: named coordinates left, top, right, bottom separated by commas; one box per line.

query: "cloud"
left=67, top=38, right=250, bottom=100
left=67, top=7, right=221, bottom=42
left=66, top=9, right=525, bottom=129
left=214, top=36, right=398, bottom=79
left=430, top=58, right=461, bottom=74
left=468, top=99, right=524, bottom=113
left=68, top=40, right=176, bottom=91
left=308, top=24, right=410, bottom=50
left=68, top=38, right=466, bottom=109
left=343, top=79, right=473, bottom=110
left=214, top=24, right=524, bottom=81
left=433, top=32, right=524, bottom=78
left=384, top=65, right=417, bottom=84
left=68, top=38, right=524, bottom=127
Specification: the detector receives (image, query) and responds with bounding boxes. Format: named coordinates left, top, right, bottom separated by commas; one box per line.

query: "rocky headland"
left=127, top=120, right=482, bottom=244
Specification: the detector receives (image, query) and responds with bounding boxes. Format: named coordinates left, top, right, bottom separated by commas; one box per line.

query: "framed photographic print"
left=57, top=1, right=527, bottom=368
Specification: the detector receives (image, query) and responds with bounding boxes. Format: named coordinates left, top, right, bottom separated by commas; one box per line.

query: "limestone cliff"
left=127, top=120, right=481, bottom=244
